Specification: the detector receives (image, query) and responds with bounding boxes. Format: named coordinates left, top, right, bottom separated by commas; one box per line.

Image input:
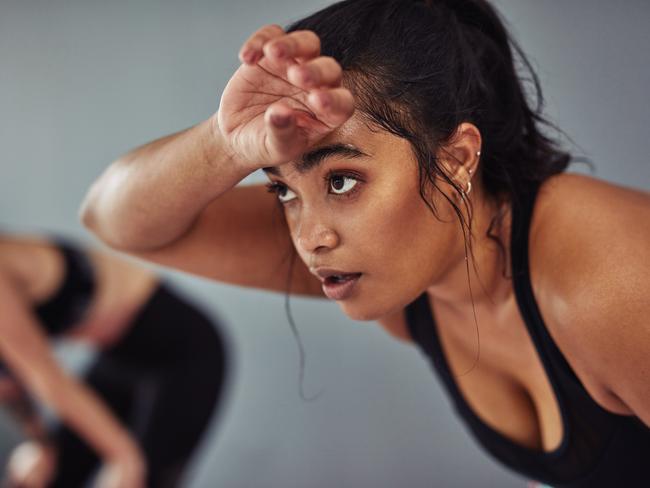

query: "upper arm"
left=0, top=271, right=71, bottom=398
left=130, top=184, right=325, bottom=297
left=531, top=174, right=650, bottom=423
left=559, top=262, right=650, bottom=425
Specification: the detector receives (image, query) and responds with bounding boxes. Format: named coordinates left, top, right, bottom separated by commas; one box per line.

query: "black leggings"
left=50, top=284, right=228, bottom=488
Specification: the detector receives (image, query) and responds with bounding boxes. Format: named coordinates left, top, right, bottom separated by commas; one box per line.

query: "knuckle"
left=255, top=24, right=283, bottom=43
left=294, top=30, right=320, bottom=52
left=284, top=35, right=298, bottom=54
left=323, top=57, right=342, bottom=75
left=305, top=30, right=321, bottom=49
left=265, top=24, right=285, bottom=35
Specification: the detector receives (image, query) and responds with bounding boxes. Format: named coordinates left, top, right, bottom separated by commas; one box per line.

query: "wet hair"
left=286, top=0, right=574, bottom=263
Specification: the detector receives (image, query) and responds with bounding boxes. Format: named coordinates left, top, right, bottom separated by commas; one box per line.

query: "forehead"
left=262, top=114, right=395, bottom=178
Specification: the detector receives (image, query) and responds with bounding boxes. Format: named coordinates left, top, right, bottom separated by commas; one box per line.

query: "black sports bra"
left=33, top=238, right=95, bottom=335
left=405, top=184, right=650, bottom=487
left=0, top=238, right=95, bottom=377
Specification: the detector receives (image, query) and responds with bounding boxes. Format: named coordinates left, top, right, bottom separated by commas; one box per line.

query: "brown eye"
left=329, top=175, right=358, bottom=195
left=266, top=182, right=297, bottom=203
left=277, top=185, right=297, bottom=203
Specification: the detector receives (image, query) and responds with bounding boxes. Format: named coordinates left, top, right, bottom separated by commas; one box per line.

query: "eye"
left=328, top=174, right=358, bottom=195
left=266, top=182, right=297, bottom=203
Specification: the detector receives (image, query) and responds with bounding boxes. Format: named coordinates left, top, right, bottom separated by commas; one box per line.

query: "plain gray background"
left=1, top=1, right=648, bottom=487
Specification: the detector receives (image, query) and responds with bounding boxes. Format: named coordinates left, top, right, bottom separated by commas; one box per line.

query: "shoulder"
left=529, top=172, right=650, bottom=304
left=528, top=173, right=650, bottom=421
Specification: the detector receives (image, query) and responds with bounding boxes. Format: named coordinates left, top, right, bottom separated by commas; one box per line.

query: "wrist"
left=208, top=112, right=257, bottom=177
left=102, top=434, right=143, bottom=464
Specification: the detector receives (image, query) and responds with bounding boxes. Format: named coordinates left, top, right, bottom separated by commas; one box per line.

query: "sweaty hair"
left=286, top=0, right=573, bottom=260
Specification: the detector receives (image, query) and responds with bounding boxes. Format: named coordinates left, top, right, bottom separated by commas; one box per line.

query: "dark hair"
left=286, top=0, right=573, bottom=266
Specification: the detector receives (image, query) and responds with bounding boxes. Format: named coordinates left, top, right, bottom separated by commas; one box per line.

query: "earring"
left=476, top=150, right=481, bottom=157
left=463, top=180, right=472, bottom=196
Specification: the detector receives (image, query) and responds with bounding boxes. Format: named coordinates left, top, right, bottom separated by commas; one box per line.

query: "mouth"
left=313, top=270, right=363, bottom=301
left=322, top=273, right=362, bottom=285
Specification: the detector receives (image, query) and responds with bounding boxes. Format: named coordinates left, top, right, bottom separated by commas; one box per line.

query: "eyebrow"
left=262, top=143, right=368, bottom=177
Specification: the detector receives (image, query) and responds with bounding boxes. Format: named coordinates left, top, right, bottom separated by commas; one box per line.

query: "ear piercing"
left=460, top=151, right=480, bottom=197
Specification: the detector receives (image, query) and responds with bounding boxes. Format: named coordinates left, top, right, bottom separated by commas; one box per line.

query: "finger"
left=306, top=88, right=355, bottom=128
left=22, top=470, right=44, bottom=488
left=239, top=24, right=285, bottom=65
left=287, top=56, right=342, bottom=89
left=263, top=30, right=321, bottom=64
left=264, top=102, right=302, bottom=161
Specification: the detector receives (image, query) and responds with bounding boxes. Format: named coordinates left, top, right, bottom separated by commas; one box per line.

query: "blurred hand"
left=93, top=452, right=146, bottom=488
left=4, top=441, right=57, bottom=488
left=217, top=24, right=355, bottom=170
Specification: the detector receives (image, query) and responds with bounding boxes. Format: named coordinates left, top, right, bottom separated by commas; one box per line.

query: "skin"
left=0, top=234, right=157, bottom=488
left=81, top=24, right=650, bottom=456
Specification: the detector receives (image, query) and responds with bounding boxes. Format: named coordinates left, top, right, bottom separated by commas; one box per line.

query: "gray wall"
left=1, top=1, right=648, bottom=487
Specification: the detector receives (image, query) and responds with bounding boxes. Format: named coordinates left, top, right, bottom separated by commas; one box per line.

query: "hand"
left=4, top=441, right=57, bottom=488
left=93, top=452, right=147, bottom=488
left=217, top=24, right=355, bottom=170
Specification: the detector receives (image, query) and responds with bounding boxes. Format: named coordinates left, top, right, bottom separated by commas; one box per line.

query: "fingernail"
left=241, top=50, right=252, bottom=63
left=271, top=114, right=291, bottom=128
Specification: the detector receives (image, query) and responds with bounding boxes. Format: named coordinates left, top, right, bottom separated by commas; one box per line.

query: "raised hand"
left=217, top=24, right=355, bottom=169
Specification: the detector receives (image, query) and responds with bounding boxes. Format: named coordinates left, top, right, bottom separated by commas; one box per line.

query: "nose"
left=295, top=219, right=340, bottom=255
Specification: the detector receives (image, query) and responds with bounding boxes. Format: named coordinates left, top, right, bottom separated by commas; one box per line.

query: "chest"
left=426, top=293, right=569, bottom=452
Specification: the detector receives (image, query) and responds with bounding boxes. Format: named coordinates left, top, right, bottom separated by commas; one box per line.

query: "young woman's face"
left=265, top=115, right=466, bottom=321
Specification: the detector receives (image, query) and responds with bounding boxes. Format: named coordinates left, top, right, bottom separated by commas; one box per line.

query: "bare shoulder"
left=529, top=173, right=650, bottom=419
left=535, top=172, right=650, bottom=223
left=530, top=172, right=650, bottom=298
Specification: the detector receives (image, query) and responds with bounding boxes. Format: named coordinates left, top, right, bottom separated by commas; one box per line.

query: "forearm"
left=80, top=115, right=252, bottom=251
left=28, top=371, right=140, bottom=463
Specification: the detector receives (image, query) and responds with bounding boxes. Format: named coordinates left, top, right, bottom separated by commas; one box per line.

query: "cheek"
left=282, top=206, right=302, bottom=251
left=355, top=186, right=441, bottom=267
left=345, top=190, right=460, bottom=319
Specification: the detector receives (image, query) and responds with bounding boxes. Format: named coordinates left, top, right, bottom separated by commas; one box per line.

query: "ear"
left=437, top=122, right=482, bottom=189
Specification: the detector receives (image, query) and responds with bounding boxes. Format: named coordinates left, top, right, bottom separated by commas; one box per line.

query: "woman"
left=0, top=233, right=228, bottom=487
left=80, top=0, right=650, bottom=486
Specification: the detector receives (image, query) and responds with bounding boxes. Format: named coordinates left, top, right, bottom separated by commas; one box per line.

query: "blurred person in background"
left=0, top=232, right=228, bottom=487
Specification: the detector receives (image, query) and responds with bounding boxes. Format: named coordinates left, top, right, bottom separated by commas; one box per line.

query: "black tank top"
left=404, top=184, right=650, bottom=487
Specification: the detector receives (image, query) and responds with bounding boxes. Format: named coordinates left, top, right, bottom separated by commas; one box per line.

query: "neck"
left=426, top=190, right=513, bottom=313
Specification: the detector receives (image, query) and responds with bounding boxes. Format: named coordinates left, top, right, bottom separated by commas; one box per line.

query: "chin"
left=338, top=300, right=389, bottom=322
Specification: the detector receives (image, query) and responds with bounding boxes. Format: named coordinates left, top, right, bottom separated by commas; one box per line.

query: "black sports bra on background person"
left=405, top=185, right=650, bottom=487
left=0, top=239, right=95, bottom=376
left=33, top=238, right=96, bottom=335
